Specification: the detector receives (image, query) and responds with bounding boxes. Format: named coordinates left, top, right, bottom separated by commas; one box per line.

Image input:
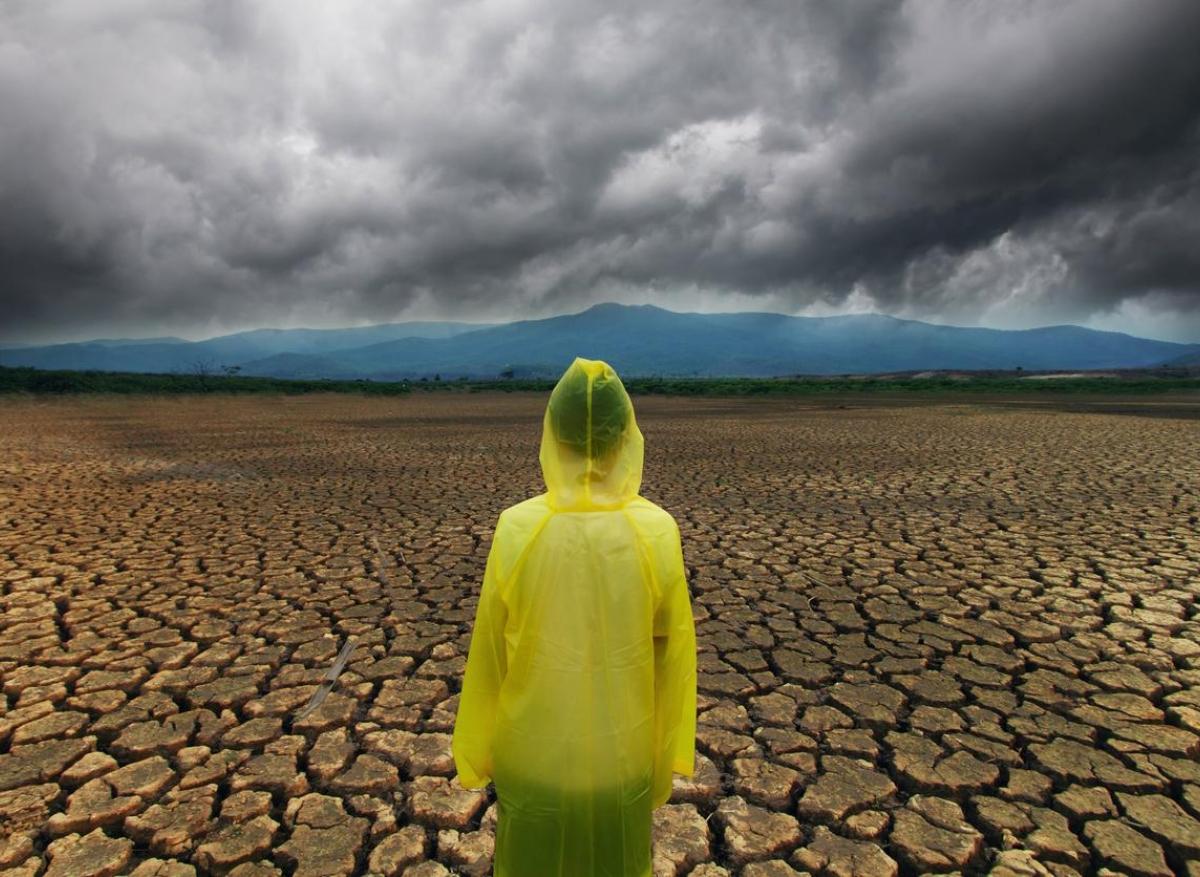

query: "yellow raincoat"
left=452, top=356, right=697, bottom=877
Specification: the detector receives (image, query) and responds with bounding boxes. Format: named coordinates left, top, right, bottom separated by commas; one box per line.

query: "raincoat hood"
left=539, top=357, right=644, bottom=511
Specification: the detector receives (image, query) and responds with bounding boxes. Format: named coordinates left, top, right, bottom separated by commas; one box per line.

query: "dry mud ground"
left=1, top=392, right=1198, bottom=877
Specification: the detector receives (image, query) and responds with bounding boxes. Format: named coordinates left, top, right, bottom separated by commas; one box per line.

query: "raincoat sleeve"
left=651, top=517, right=697, bottom=809
left=452, top=523, right=510, bottom=789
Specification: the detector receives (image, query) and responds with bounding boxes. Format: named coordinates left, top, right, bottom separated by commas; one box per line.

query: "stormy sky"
left=2, top=0, right=1199, bottom=346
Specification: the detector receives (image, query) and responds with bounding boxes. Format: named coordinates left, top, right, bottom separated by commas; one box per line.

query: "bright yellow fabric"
left=452, top=356, right=697, bottom=876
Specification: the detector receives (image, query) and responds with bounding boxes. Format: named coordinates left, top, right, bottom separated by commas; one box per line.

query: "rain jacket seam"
left=494, top=506, right=554, bottom=606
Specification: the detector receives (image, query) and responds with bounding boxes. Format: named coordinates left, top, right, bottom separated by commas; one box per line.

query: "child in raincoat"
left=452, top=356, right=698, bottom=877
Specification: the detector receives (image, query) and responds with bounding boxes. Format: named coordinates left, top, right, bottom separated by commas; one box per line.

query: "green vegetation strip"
left=4, top=365, right=1200, bottom=397
left=0, top=366, right=413, bottom=396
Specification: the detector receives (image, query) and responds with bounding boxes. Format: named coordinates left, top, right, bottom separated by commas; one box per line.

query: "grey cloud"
left=1, top=0, right=1198, bottom=345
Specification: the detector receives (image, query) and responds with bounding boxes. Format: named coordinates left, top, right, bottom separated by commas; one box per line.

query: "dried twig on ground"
left=371, top=535, right=393, bottom=588
left=294, top=636, right=359, bottom=722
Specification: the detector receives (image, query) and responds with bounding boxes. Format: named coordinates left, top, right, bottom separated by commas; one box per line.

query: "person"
left=452, top=356, right=697, bottom=877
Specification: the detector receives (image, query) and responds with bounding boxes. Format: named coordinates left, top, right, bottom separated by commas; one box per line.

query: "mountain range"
left=2, top=303, right=1197, bottom=379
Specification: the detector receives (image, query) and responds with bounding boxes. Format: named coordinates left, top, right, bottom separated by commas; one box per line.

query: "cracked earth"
left=1, top=392, right=1198, bottom=877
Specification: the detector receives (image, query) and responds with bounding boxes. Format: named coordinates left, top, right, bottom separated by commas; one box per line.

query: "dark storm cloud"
left=2, top=0, right=1199, bottom=344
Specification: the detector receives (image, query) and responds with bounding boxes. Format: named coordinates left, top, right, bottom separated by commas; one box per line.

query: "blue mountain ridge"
left=2, top=302, right=1196, bottom=378
left=0, top=320, right=496, bottom=374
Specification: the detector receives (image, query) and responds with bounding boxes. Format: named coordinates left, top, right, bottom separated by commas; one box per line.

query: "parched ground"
left=1, top=392, right=1198, bottom=877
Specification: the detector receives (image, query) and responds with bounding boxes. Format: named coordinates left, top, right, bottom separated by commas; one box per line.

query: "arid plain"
left=1, top=392, right=1198, bottom=877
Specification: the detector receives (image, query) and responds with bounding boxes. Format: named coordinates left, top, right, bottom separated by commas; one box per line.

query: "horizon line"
left=5, top=300, right=1198, bottom=349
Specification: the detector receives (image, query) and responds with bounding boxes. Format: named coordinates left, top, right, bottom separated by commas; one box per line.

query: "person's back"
left=452, top=356, right=697, bottom=877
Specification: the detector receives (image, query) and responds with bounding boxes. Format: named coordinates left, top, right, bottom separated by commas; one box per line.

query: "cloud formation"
left=2, top=0, right=1199, bottom=344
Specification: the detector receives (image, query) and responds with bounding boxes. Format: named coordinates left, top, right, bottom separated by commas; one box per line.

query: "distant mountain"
left=3, top=303, right=1197, bottom=378
left=86, top=336, right=190, bottom=347
left=1164, top=350, right=1200, bottom=367
left=0, top=320, right=497, bottom=374
left=234, top=303, right=1200, bottom=378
